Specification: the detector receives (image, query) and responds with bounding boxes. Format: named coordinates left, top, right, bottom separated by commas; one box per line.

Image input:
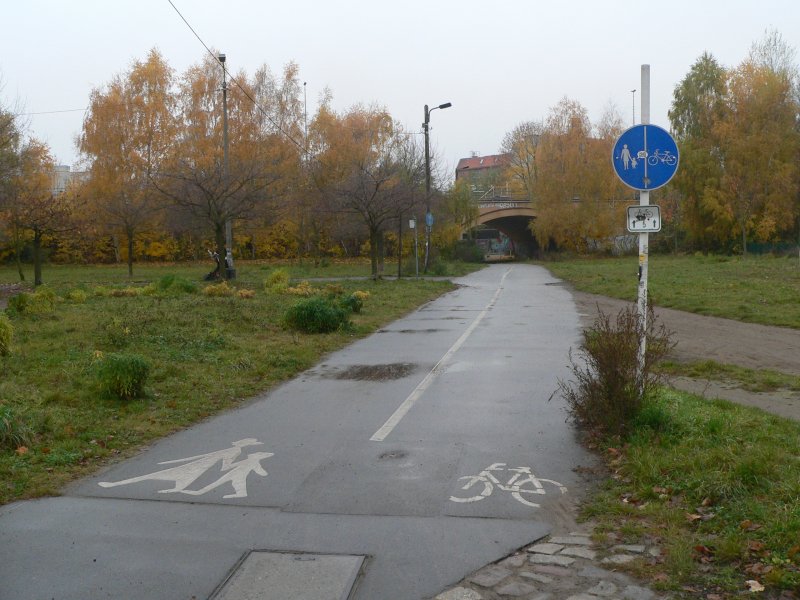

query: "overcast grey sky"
left=2, top=1, right=798, bottom=178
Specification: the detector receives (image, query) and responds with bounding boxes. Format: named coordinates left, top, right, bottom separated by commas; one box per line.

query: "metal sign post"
left=611, top=65, right=679, bottom=395
left=409, top=217, right=419, bottom=278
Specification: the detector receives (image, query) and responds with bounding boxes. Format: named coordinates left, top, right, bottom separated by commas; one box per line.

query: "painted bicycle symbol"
left=450, top=463, right=567, bottom=508
left=647, top=149, right=677, bottom=166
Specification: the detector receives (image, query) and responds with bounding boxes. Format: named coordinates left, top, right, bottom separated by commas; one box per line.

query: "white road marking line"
left=370, top=267, right=513, bottom=442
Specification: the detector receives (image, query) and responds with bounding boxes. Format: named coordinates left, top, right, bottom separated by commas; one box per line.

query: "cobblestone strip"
left=433, top=529, right=670, bottom=600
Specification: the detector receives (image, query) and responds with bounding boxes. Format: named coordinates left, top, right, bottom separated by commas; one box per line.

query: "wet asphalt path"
left=0, top=264, right=598, bottom=600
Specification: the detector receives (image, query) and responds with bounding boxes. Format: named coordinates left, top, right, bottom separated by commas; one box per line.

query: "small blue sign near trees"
left=612, top=124, right=679, bottom=191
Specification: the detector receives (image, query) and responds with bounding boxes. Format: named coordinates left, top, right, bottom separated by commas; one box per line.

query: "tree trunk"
left=376, top=230, right=385, bottom=278
left=369, top=227, right=379, bottom=279
left=397, top=215, right=403, bottom=279
left=741, top=223, right=748, bottom=256
left=126, top=227, right=135, bottom=278
left=14, top=241, right=25, bottom=282
left=112, top=234, right=121, bottom=263
left=33, top=229, right=43, bottom=287
left=215, top=222, right=226, bottom=277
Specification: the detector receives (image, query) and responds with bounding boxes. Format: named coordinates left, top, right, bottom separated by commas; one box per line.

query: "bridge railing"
left=471, top=185, right=530, bottom=205
left=477, top=200, right=532, bottom=210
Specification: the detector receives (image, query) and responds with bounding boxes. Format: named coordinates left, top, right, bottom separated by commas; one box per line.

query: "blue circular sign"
left=612, top=124, right=679, bottom=191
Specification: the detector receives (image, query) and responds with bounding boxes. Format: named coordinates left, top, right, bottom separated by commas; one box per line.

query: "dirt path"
left=568, top=287, right=800, bottom=422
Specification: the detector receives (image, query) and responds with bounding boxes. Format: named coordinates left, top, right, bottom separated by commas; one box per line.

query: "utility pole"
left=423, top=105, right=432, bottom=273
left=422, top=101, right=451, bottom=272
left=219, top=52, right=235, bottom=279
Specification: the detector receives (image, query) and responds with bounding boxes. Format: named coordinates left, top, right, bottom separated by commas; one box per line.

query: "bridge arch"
left=470, top=202, right=540, bottom=258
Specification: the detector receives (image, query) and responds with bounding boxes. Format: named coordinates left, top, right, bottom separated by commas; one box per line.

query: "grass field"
left=0, top=259, right=478, bottom=504
left=0, top=257, right=479, bottom=288
left=542, top=253, right=800, bottom=329
left=540, top=253, right=800, bottom=595
left=583, top=389, right=800, bottom=595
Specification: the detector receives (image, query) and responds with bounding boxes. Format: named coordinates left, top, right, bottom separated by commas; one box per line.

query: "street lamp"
left=219, top=52, right=235, bottom=279
left=423, top=101, right=452, bottom=272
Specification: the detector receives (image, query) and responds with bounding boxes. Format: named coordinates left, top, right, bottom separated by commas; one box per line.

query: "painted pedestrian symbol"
left=450, top=463, right=567, bottom=508
left=98, top=439, right=273, bottom=499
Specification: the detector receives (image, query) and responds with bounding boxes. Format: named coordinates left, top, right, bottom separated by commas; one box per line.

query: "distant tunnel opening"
left=468, top=216, right=539, bottom=259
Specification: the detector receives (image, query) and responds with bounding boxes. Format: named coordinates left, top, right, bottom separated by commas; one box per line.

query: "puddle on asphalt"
left=331, top=363, right=417, bottom=381
left=378, top=328, right=445, bottom=334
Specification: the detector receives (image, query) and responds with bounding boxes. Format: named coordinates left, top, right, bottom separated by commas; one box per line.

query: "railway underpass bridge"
left=473, top=197, right=539, bottom=258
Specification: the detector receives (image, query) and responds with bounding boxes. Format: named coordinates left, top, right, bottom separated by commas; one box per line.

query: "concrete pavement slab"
left=0, top=496, right=548, bottom=600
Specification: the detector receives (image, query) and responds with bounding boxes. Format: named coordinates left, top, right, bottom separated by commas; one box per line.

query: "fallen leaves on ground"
left=693, top=545, right=716, bottom=563
left=740, top=519, right=763, bottom=532
left=745, top=579, right=765, bottom=592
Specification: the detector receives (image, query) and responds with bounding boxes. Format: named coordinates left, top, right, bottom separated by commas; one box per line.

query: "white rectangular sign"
left=626, top=205, right=661, bottom=233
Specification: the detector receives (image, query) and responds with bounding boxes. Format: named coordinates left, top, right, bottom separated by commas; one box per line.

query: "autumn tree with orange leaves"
left=310, top=104, right=424, bottom=277
left=709, top=58, right=799, bottom=254
left=531, top=98, right=627, bottom=251
left=154, top=56, right=304, bottom=273
left=80, top=49, right=177, bottom=276
left=669, top=31, right=800, bottom=254
left=6, top=140, right=73, bottom=285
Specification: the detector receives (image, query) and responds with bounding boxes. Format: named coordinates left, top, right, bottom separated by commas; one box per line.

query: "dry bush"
left=558, top=305, right=674, bottom=438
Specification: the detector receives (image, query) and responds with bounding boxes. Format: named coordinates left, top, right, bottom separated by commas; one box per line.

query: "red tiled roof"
left=455, top=153, right=510, bottom=172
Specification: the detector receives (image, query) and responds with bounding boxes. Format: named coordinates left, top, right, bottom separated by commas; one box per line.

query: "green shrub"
left=203, top=281, right=235, bottom=297
left=0, top=314, right=13, bottom=356
left=558, top=306, right=674, bottom=438
left=339, top=294, right=364, bottom=313
left=283, top=296, right=350, bottom=333
left=7, top=293, right=29, bottom=314
left=156, top=275, right=198, bottom=295
left=324, top=283, right=345, bottom=298
left=264, top=269, right=290, bottom=294
left=442, top=240, right=485, bottom=263
left=96, top=352, right=150, bottom=400
left=429, top=259, right=449, bottom=276
left=0, top=404, right=32, bottom=451
left=65, top=288, right=89, bottom=303
left=30, top=287, right=57, bottom=312
left=8, top=288, right=56, bottom=314
left=102, top=316, right=132, bottom=348
left=285, top=281, right=316, bottom=296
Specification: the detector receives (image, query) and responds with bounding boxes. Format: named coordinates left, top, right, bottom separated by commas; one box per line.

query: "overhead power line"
left=18, top=108, right=88, bottom=116
left=166, top=0, right=304, bottom=151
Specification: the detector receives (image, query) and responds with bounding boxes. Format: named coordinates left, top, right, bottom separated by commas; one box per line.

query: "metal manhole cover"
left=212, top=551, right=365, bottom=600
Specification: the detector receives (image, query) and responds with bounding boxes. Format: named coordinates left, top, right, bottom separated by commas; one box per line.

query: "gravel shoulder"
left=569, top=287, right=800, bottom=422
